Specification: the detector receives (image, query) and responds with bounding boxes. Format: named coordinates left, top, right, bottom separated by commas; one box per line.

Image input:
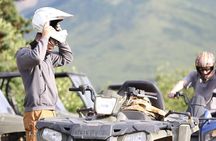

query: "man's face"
left=47, top=38, right=58, bottom=52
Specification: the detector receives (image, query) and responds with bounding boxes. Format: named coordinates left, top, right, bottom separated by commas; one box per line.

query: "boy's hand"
left=168, top=92, right=176, bottom=98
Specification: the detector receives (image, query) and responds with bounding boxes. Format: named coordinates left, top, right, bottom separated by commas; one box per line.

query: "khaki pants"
left=23, top=110, right=56, bottom=141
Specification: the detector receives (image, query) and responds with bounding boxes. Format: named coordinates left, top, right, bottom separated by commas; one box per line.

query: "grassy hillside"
left=19, top=0, right=216, bottom=89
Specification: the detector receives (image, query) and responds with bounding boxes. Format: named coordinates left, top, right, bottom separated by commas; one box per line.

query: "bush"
left=155, top=65, right=194, bottom=112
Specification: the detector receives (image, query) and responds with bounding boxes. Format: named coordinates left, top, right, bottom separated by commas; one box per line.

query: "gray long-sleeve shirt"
left=183, top=71, right=216, bottom=112
left=16, top=37, right=73, bottom=112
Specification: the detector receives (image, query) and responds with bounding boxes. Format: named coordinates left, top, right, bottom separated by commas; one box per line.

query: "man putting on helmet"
left=168, top=51, right=216, bottom=116
left=16, top=7, right=73, bottom=141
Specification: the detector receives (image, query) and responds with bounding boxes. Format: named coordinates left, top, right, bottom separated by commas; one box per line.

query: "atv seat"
left=118, top=110, right=152, bottom=120
left=117, top=80, right=165, bottom=110
left=0, top=90, right=16, bottom=114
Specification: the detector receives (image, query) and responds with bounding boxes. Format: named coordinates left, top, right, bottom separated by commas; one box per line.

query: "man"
left=168, top=51, right=216, bottom=114
left=16, top=7, right=73, bottom=141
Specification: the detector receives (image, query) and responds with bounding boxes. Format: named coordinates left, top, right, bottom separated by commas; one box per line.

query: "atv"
left=0, top=89, right=25, bottom=141
left=174, top=92, right=216, bottom=141
left=0, top=71, right=95, bottom=141
left=36, top=80, right=199, bottom=141
left=0, top=71, right=95, bottom=115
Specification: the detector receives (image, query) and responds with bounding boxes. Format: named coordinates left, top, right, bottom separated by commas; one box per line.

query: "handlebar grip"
left=174, top=92, right=183, bottom=97
left=69, top=87, right=81, bottom=91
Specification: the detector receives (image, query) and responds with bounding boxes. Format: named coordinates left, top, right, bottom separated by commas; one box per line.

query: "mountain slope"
left=18, top=0, right=216, bottom=88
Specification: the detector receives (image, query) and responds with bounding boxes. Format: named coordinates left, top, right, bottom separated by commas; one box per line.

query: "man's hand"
left=42, top=22, right=56, bottom=38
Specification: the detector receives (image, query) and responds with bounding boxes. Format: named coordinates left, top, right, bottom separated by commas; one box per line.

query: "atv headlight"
left=95, top=97, right=116, bottom=115
left=122, top=132, right=146, bottom=141
left=41, top=128, right=62, bottom=141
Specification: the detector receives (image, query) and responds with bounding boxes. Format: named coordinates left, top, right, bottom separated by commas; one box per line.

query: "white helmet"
left=32, top=7, right=73, bottom=43
left=195, top=51, right=215, bottom=82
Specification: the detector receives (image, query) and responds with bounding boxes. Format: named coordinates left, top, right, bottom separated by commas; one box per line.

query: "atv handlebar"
left=69, top=85, right=96, bottom=102
left=174, top=92, right=184, bottom=97
left=126, top=86, right=158, bottom=100
left=174, top=92, right=190, bottom=104
left=165, top=110, right=191, bottom=119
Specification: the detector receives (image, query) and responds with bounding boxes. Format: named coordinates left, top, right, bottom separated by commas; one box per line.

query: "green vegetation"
left=0, top=0, right=28, bottom=114
left=0, top=0, right=27, bottom=71
left=155, top=65, right=194, bottom=111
